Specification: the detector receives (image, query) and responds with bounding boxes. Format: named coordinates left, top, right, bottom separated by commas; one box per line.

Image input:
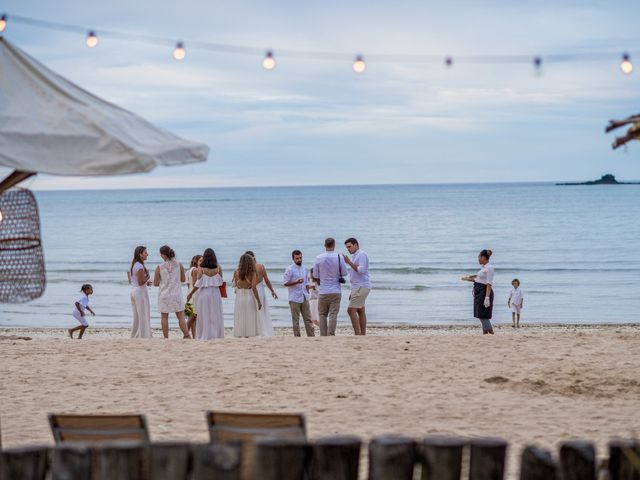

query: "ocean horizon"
left=1, top=182, right=638, bottom=328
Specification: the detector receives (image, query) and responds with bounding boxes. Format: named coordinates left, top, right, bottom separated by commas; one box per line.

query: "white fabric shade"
left=0, top=37, right=208, bottom=175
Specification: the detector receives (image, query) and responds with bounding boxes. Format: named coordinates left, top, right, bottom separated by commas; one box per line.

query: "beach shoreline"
left=1, top=324, right=638, bottom=479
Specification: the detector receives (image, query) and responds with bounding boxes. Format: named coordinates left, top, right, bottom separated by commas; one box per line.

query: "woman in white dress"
left=153, top=245, right=190, bottom=339
left=245, top=251, right=277, bottom=336
left=129, top=245, right=152, bottom=338
left=187, top=248, right=224, bottom=340
left=308, top=267, right=320, bottom=326
left=186, top=254, right=202, bottom=338
left=232, top=253, right=263, bottom=337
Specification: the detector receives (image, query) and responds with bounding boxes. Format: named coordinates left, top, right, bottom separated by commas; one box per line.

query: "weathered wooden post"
left=149, top=442, right=191, bottom=480
left=608, top=439, right=640, bottom=480
left=420, top=436, right=465, bottom=480
left=519, top=446, right=557, bottom=480
left=368, top=435, right=416, bottom=480
left=52, top=443, right=92, bottom=480
left=311, top=435, right=361, bottom=480
left=469, top=437, right=507, bottom=480
left=559, top=440, right=596, bottom=480
left=252, top=438, right=312, bottom=480
left=192, top=442, right=242, bottom=480
left=0, top=446, right=49, bottom=480
left=91, top=441, right=146, bottom=480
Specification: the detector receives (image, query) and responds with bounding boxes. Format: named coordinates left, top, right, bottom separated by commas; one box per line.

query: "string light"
left=445, top=56, right=453, bottom=67
left=0, top=208, right=3, bottom=224
left=262, top=51, right=276, bottom=70
left=533, top=56, right=542, bottom=70
left=0, top=14, right=7, bottom=32
left=620, top=53, right=633, bottom=74
left=173, top=42, right=186, bottom=60
left=85, top=30, right=98, bottom=48
left=353, top=55, right=366, bottom=73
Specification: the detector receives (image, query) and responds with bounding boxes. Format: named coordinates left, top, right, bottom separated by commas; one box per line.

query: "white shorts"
left=348, top=287, right=370, bottom=309
left=510, top=304, right=522, bottom=314
left=73, top=311, right=89, bottom=327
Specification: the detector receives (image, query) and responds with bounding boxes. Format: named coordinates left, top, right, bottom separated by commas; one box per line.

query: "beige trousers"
left=289, top=299, right=315, bottom=337
left=318, top=293, right=341, bottom=336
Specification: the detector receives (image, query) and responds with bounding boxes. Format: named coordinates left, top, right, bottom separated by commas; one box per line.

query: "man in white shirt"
left=312, top=238, right=347, bottom=336
left=283, top=250, right=314, bottom=337
left=343, top=237, right=371, bottom=335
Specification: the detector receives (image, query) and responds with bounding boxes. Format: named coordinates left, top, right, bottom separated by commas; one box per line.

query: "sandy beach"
left=1, top=324, right=639, bottom=478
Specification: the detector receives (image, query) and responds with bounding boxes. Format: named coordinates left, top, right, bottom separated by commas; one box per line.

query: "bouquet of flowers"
left=184, top=302, right=194, bottom=317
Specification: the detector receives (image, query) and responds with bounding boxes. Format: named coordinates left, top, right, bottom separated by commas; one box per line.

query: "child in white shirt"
left=508, top=279, right=524, bottom=328
left=68, top=284, right=95, bottom=339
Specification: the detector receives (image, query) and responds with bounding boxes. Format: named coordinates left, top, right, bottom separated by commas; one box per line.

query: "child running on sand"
left=68, top=284, right=95, bottom=339
left=508, top=279, right=524, bottom=328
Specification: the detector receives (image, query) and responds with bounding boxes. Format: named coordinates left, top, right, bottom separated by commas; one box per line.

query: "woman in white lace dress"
left=245, top=251, right=277, bottom=336
left=187, top=248, right=225, bottom=340
left=153, top=245, right=190, bottom=339
left=232, top=253, right=263, bottom=337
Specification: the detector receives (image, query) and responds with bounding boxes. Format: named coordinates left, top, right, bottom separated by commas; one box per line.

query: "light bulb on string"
left=533, top=56, right=543, bottom=76
left=620, top=53, right=633, bottom=74
left=173, top=42, right=186, bottom=60
left=445, top=56, right=453, bottom=68
left=0, top=208, right=3, bottom=224
left=262, top=51, right=276, bottom=70
left=86, top=31, right=98, bottom=48
left=353, top=55, right=366, bottom=73
left=0, top=14, right=7, bottom=33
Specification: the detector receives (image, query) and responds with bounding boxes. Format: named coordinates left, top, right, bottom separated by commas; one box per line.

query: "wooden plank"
left=252, top=438, right=311, bottom=480
left=519, top=446, right=557, bottom=480
left=0, top=445, right=49, bottom=480
left=609, top=439, right=640, bottom=480
left=91, top=441, right=146, bottom=480
left=420, top=436, right=465, bottom=480
left=559, top=440, right=596, bottom=480
left=52, top=443, right=92, bottom=480
left=469, top=437, right=507, bottom=480
left=368, top=435, right=416, bottom=480
left=149, top=442, right=191, bottom=480
left=311, top=435, right=361, bottom=480
left=192, top=442, right=242, bottom=480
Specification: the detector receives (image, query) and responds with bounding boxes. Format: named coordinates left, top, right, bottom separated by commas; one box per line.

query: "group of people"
left=67, top=243, right=525, bottom=339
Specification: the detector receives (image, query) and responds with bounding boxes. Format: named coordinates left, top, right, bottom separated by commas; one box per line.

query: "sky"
left=1, top=0, right=640, bottom=189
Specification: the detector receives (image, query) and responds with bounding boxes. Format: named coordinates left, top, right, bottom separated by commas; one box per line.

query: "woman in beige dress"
left=129, top=245, right=152, bottom=338
left=153, top=245, right=190, bottom=339
left=186, top=254, right=202, bottom=338
left=245, top=251, right=277, bottom=336
left=232, top=253, right=263, bottom=337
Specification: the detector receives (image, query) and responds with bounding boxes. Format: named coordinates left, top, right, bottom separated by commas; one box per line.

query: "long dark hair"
left=479, top=249, right=493, bottom=261
left=201, top=248, right=218, bottom=269
left=238, top=253, right=257, bottom=281
left=159, top=245, right=176, bottom=259
left=190, top=255, right=202, bottom=268
left=131, top=246, right=147, bottom=274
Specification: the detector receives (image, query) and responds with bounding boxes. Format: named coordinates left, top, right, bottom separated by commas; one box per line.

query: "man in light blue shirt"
left=312, top=237, right=347, bottom=336
left=343, top=237, right=371, bottom=335
left=283, top=250, right=314, bottom=337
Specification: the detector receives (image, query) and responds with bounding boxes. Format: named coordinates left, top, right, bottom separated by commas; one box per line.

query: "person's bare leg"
left=188, top=315, right=197, bottom=338
left=347, top=307, right=361, bottom=335
left=516, top=313, right=520, bottom=328
left=176, top=311, right=190, bottom=338
left=68, top=325, right=82, bottom=338
left=161, top=313, right=169, bottom=338
left=78, top=326, right=87, bottom=339
left=358, top=307, right=367, bottom=335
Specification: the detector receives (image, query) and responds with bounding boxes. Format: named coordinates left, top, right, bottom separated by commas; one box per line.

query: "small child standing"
left=68, top=284, right=95, bottom=339
left=508, top=279, right=524, bottom=328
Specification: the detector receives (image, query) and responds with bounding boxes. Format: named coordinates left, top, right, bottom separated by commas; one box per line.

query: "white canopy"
left=0, top=37, right=208, bottom=175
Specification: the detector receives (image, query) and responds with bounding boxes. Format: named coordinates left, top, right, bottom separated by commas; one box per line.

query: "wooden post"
left=0, top=446, right=49, bottom=480
left=519, top=446, right=557, bottom=480
left=311, top=435, right=361, bottom=480
left=252, top=438, right=312, bottom=480
left=52, top=444, right=92, bottom=480
left=192, top=442, right=242, bottom=480
left=420, top=436, right=465, bottom=480
left=608, top=439, right=640, bottom=480
left=91, top=441, right=146, bottom=480
left=469, top=437, right=507, bottom=480
left=368, top=435, right=416, bottom=480
left=559, top=440, right=596, bottom=480
left=149, top=442, right=191, bottom=480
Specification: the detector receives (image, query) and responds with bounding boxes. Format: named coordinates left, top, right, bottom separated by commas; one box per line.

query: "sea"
left=1, top=183, right=639, bottom=328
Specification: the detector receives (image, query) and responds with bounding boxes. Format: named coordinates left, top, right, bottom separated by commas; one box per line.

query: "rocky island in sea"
left=557, top=174, right=640, bottom=185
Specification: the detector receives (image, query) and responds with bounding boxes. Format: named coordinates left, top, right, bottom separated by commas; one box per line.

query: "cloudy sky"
left=2, top=0, right=640, bottom=189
